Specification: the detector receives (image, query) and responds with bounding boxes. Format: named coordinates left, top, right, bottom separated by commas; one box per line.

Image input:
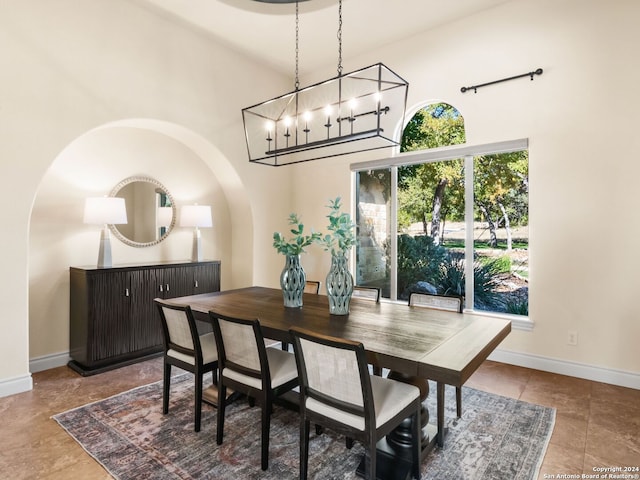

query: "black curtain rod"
left=461, top=68, right=543, bottom=93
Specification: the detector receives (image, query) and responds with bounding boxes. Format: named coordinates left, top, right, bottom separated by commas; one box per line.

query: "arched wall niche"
left=28, top=118, right=253, bottom=361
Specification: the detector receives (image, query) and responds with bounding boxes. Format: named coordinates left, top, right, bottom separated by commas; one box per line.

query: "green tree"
left=473, top=151, right=528, bottom=249
left=399, top=103, right=466, bottom=244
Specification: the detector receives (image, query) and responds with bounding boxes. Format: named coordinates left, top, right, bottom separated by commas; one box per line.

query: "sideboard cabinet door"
left=69, top=261, right=221, bottom=376
left=88, top=270, right=131, bottom=362
left=192, top=263, right=221, bottom=294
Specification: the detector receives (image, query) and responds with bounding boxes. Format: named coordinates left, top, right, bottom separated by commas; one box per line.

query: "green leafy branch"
left=318, top=197, right=356, bottom=256
left=273, top=213, right=320, bottom=256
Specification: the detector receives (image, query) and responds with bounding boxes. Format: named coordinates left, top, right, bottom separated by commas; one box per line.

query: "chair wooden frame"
left=209, top=311, right=299, bottom=471
left=408, top=292, right=463, bottom=313
left=290, top=327, right=421, bottom=480
left=352, top=285, right=381, bottom=303
left=408, top=292, right=464, bottom=417
left=351, top=286, right=383, bottom=376
left=154, top=299, right=218, bottom=432
left=280, top=280, right=322, bottom=352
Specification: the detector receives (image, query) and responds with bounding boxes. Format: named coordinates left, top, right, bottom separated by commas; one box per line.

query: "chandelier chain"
left=337, top=0, right=343, bottom=76
left=295, top=0, right=300, bottom=90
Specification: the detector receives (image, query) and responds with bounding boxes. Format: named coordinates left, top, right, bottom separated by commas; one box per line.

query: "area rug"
left=53, top=374, right=555, bottom=480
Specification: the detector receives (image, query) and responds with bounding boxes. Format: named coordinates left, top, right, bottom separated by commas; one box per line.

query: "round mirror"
left=108, top=176, right=176, bottom=248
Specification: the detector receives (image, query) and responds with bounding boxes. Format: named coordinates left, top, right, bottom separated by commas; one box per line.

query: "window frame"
left=351, top=138, right=533, bottom=331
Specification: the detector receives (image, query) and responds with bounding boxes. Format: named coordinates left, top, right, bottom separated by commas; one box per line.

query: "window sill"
left=462, top=309, right=533, bottom=331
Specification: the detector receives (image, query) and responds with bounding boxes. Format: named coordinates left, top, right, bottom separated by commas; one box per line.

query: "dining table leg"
left=436, top=382, right=445, bottom=447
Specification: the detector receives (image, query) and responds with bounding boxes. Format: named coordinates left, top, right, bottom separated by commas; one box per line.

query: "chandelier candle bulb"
left=283, top=116, right=292, bottom=147
left=349, top=98, right=357, bottom=134
left=303, top=111, right=311, bottom=142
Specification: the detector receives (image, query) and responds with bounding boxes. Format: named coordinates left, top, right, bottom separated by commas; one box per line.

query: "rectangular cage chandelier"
left=242, top=63, right=408, bottom=166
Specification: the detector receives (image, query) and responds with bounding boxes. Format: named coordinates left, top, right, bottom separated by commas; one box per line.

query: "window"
left=354, top=103, right=529, bottom=318
left=472, top=151, right=529, bottom=315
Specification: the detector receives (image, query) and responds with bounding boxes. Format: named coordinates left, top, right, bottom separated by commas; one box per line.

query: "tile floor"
left=0, top=358, right=638, bottom=479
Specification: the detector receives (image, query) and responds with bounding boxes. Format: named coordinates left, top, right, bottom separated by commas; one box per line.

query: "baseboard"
left=489, top=349, right=640, bottom=390
left=29, top=351, right=71, bottom=373
left=23, top=348, right=640, bottom=391
left=0, top=373, right=33, bottom=398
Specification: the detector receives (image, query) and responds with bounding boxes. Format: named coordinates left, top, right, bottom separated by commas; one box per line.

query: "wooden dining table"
left=169, top=286, right=511, bottom=453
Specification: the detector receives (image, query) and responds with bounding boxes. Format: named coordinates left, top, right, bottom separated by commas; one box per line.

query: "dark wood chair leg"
left=281, top=342, right=289, bottom=351
left=216, top=384, right=226, bottom=445
left=162, top=362, right=171, bottom=414
left=346, top=437, right=354, bottom=449
left=372, top=365, right=382, bottom=376
left=194, top=371, right=202, bottom=432
left=261, top=398, right=271, bottom=470
left=366, top=440, right=376, bottom=480
left=301, top=418, right=310, bottom=480
left=456, top=386, right=462, bottom=418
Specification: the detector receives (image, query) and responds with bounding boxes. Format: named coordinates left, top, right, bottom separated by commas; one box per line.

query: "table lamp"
left=84, top=196, right=128, bottom=268
left=157, top=206, right=174, bottom=227
left=180, top=204, right=212, bottom=262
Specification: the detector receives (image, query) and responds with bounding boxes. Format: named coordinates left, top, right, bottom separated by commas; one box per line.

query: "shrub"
left=435, top=255, right=501, bottom=309
left=505, top=298, right=529, bottom=316
left=392, top=234, right=448, bottom=297
left=471, top=258, right=502, bottom=309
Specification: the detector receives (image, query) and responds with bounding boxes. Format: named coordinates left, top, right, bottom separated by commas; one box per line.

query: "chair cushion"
left=162, top=306, right=195, bottom=350
left=223, top=347, right=297, bottom=390
left=306, top=375, right=420, bottom=431
left=167, top=332, right=217, bottom=365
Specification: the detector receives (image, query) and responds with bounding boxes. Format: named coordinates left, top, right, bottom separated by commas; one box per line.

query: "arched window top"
left=401, top=102, right=465, bottom=152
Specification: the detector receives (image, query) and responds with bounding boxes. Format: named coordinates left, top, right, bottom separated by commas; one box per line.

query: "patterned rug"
left=53, top=374, right=555, bottom=480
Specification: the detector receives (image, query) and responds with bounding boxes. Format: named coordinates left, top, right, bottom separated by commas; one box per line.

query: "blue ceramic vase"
left=280, top=254, right=306, bottom=308
left=325, top=252, right=354, bottom=315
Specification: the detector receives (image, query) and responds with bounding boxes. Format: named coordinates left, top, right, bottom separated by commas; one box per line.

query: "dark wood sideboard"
left=68, top=260, right=221, bottom=376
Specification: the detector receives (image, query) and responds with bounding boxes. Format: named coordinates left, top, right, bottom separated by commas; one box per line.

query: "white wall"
left=0, top=0, right=293, bottom=395
left=292, top=0, right=640, bottom=383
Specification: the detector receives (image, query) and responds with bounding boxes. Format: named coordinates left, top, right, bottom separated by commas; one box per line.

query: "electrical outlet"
left=567, top=330, right=578, bottom=346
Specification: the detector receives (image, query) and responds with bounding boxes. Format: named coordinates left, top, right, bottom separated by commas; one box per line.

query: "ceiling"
left=141, top=0, right=512, bottom=77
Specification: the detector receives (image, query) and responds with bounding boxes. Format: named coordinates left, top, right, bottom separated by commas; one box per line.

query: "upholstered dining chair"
left=351, top=286, right=383, bottom=376
left=408, top=291, right=464, bottom=417
left=209, top=311, right=299, bottom=471
left=154, top=299, right=218, bottom=432
left=290, top=327, right=421, bottom=480
left=352, top=285, right=381, bottom=302
left=279, top=280, right=322, bottom=352
left=408, top=292, right=463, bottom=313
left=303, top=280, right=321, bottom=294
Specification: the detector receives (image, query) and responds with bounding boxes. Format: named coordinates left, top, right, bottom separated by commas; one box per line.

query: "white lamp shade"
left=180, top=205, right=212, bottom=228
left=84, top=197, right=128, bottom=225
left=157, top=206, right=174, bottom=227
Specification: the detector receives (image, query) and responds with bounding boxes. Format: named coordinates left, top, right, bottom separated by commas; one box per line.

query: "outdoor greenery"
left=391, top=234, right=504, bottom=307
left=392, top=102, right=529, bottom=314
left=318, top=197, right=356, bottom=257
left=393, top=234, right=448, bottom=297
left=399, top=104, right=465, bottom=244
left=506, top=298, right=529, bottom=316
left=272, top=213, right=320, bottom=256
left=399, top=103, right=529, bottom=251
